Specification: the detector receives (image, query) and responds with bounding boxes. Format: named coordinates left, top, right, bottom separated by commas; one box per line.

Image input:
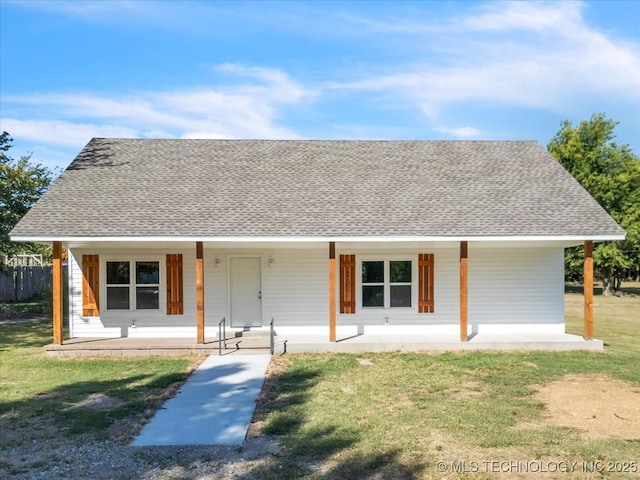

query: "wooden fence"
left=0, top=265, right=52, bottom=302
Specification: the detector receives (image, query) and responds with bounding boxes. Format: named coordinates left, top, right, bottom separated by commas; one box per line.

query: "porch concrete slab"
left=45, top=337, right=223, bottom=357
left=273, top=333, right=603, bottom=353
left=131, top=354, right=271, bottom=446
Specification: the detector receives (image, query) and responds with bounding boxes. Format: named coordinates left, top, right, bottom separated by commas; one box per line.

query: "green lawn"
left=254, top=287, right=640, bottom=479
left=1, top=288, right=638, bottom=479
left=0, top=315, right=194, bottom=444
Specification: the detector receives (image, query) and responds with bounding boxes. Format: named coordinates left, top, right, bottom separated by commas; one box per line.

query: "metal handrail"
left=270, top=317, right=275, bottom=355
left=218, top=317, right=226, bottom=355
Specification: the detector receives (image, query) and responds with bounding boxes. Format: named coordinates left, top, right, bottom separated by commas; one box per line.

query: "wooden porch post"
left=52, top=241, right=63, bottom=345
left=196, top=241, right=205, bottom=344
left=329, top=242, right=336, bottom=342
left=460, top=241, right=468, bottom=342
left=584, top=240, right=594, bottom=340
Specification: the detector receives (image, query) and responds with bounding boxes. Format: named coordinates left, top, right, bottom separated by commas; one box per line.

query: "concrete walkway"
left=131, top=354, right=271, bottom=446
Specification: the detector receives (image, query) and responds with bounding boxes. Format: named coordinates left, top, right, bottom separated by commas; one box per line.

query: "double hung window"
left=106, top=261, right=160, bottom=310
left=362, top=260, right=412, bottom=308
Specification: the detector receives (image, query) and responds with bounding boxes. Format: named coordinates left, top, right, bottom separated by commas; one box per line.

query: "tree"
left=0, top=132, right=54, bottom=262
left=548, top=114, right=640, bottom=295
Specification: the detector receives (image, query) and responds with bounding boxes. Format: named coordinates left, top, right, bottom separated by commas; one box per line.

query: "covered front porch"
left=48, top=238, right=600, bottom=350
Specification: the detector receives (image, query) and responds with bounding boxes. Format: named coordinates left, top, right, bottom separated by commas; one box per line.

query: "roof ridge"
left=89, top=137, right=539, bottom=143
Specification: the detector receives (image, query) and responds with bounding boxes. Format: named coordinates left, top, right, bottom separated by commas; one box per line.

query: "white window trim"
left=101, top=255, right=165, bottom=315
left=357, top=256, right=416, bottom=310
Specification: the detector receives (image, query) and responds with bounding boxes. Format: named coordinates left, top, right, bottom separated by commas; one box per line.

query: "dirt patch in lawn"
left=71, top=393, right=125, bottom=409
left=530, top=374, right=640, bottom=440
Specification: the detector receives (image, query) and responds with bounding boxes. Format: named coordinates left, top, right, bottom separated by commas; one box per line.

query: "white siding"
left=204, top=248, right=228, bottom=325
left=70, top=247, right=199, bottom=338
left=67, top=243, right=565, bottom=338
left=263, top=249, right=328, bottom=326
left=336, top=245, right=564, bottom=334
left=336, top=246, right=459, bottom=326
left=468, top=247, right=565, bottom=333
left=204, top=248, right=328, bottom=327
left=68, top=249, right=119, bottom=338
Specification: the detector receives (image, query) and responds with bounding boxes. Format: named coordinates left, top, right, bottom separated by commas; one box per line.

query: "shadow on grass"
left=0, top=318, right=192, bottom=446
left=242, top=358, right=426, bottom=479
left=0, top=371, right=188, bottom=441
left=0, top=314, right=52, bottom=350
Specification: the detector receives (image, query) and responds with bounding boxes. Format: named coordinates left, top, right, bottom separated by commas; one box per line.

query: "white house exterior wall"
left=262, top=249, right=328, bottom=326
left=69, top=247, right=201, bottom=338
left=67, top=244, right=565, bottom=338
left=69, top=249, right=119, bottom=338
left=335, top=246, right=459, bottom=327
left=468, top=247, right=565, bottom=334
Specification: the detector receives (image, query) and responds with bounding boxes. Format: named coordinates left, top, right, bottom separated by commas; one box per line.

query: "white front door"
left=230, top=257, right=262, bottom=327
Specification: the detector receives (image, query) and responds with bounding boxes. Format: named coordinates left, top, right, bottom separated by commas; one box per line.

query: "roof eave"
left=10, top=234, right=626, bottom=244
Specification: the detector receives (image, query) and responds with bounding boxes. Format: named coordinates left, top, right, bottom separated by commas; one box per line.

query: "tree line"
left=0, top=132, right=53, bottom=263
left=548, top=114, right=640, bottom=295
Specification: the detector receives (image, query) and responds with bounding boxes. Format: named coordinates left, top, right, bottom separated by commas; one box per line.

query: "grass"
left=0, top=300, right=49, bottom=318
left=0, top=314, right=195, bottom=445
left=1, top=287, right=638, bottom=479
left=254, top=284, right=640, bottom=479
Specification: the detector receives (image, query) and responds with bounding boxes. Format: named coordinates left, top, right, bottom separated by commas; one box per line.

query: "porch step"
left=225, top=338, right=270, bottom=349
left=239, top=330, right=270, bottom=338
left=221, top=330, right=271, bottom=350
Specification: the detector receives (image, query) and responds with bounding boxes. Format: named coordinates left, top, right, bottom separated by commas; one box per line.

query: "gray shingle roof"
left=11, top=139, right=624, bottom=239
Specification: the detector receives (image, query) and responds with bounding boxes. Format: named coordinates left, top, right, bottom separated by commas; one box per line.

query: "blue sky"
left=1, top=0, right=639, bottom=171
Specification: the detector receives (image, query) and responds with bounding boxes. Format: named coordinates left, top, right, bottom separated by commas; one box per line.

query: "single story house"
left=10, top=139, right=624, bottom=350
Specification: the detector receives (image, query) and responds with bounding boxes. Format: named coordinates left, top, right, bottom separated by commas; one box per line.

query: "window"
left=390, top=260, right=412, bottom=307
left=362, top=260, right=412, bottom=308
left=362, top=261, right=384, bottom=307
left=106, top=260, right=160, bottom=310
left=106, top=261, right=130, bottom=309
left=136, top=262, right=160, bottom=309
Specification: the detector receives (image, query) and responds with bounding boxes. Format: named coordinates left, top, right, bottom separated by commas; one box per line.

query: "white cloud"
left=0, top=118, right=137, bottom=147
left=1, top=65, right=312, bottom=155
left=433, top=126, right=482, bottom=139
left=179, top=131, right=230, bottom=140
left=214, top=63, right=314, bottom=103
left=463, top=1, right=585, bottom=33
left=3, top=1, right=639, bottom=164
left=331, top=1, right=640, bottom=121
